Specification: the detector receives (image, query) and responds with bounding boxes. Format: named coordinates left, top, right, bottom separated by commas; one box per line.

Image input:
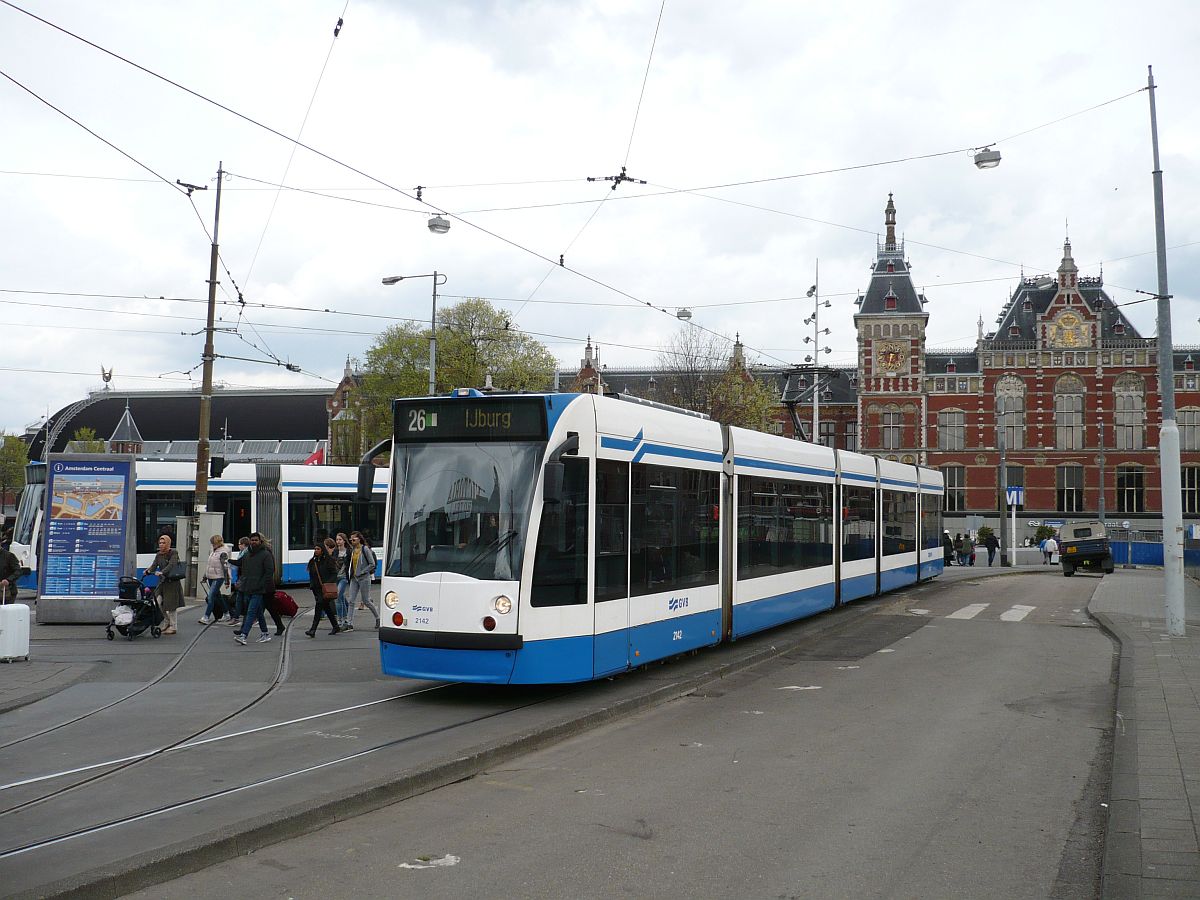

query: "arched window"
left=1180, top=408, right=1200, bottom=451
left=995, top=375, right=1025, bottom=450
left=1114, top=374, right=1146, bottom=450
left=938, top=409, right=965, bottom=450
left=1054, top=375, right=1085, bottom=450
left=1117, top=464, right=1145, bottom=513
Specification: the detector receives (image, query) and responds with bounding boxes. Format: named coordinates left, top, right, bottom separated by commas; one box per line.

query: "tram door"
left=593, top=459, right=630, bottom=676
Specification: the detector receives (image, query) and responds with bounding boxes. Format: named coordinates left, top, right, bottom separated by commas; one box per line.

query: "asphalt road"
left=131, top=572, right=1114, bottom=900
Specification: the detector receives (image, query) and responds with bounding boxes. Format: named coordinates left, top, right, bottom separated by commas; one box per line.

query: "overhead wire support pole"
left=1146, top=66, right=1185, bottom=635
left=194, top=162, right=224, bottom=514
left=813, top=260, right=820, bottom=441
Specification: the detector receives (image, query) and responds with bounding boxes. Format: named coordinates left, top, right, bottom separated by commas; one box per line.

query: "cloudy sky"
left=2, top=0, right=1198, bottom=436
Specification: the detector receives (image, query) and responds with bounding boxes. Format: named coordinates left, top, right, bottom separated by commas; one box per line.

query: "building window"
left=1054, top=375, right=1085, bottom=450
left=995, top=375, right=1025, bottom=450
left=818, top=421, right=836, bottom=448
left=938, top=409, right=965, bottom=450
left=959, top=379, right=969, bottom=392
left=882, top=409, right=902, bottom=450
left=1004, top=465, right=1024, bottom=511
left=1180, top=408, right=1200, bottom=451
left=1183, top=467, right=1200, bottom=515
left=943, top=465, right=966, bottom=513
left=935, top=378, right=945, bottom=392
left=1114, top=374, right=1146, bottom=450
left=1116, top=465, right=1145, bottom=514
left=844, top=421, right=858, bottom=452
left=1056, top=465, right=1084, bottom=513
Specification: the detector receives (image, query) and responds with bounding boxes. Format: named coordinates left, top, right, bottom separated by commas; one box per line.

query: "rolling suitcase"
left=0, top=603, right=31, bottom=662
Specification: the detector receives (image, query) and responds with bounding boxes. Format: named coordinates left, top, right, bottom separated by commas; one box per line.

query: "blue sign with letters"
left=1005, top=486, right=1024, bottom=506
left=39, top=456, right=135, bottom=600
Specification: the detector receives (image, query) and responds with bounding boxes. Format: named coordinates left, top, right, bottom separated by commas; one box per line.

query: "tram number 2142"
left=407, top=409, right=438, bottom=431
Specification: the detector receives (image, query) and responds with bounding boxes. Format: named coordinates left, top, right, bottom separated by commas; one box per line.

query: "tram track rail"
left=0, top=603, right=318, bottom=816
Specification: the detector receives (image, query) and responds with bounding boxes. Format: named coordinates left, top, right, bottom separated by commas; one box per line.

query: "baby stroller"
left=107, top=576, right=164, bottom=640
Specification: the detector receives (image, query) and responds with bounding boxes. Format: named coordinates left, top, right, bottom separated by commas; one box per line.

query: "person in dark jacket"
left=304, top=540, right=341, bottom=637
left=145, top=533, right=184, bottom=635
left=984, top=531, right=999, bottom=566
left=0, top=546, right=22, bottom=603
left=941, top=531, right=954, bottom=566
left=230, top=532, right=276, bottom=646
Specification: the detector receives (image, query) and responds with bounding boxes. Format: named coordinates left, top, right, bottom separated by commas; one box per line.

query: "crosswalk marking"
left=1000, top=605, right=1036, bottom=622
left=946, top=603, right=989, bottom=620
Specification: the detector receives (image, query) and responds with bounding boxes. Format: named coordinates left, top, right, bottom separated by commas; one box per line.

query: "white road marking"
left=876, top=648, right=895, bottom=653
left=778, top=685, right=822, bottom=691
left=835, top=665, right=860, bottom=670
left=910, top=609, right=930, bottom=616
left=1000, top=605, right=1036, bottom=622
left=946, top=603, right=989, bottom=620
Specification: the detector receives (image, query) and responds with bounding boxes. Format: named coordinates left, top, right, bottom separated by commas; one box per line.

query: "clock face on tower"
left=877, top=340, right=906, bottom=373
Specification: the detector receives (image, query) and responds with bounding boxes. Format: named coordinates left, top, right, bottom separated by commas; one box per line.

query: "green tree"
left=655, top=327, right=780, bottom=431
left=70, top=426, right=105, bottom=452
left=354, top=298, right=557, bottom=445
left=707, top=366, right=779, bottom=430
left=0, top=433, right=29, bottom=518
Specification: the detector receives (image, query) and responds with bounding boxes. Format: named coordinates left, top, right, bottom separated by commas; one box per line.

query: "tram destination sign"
left=394, top=397, right=547, bottom=443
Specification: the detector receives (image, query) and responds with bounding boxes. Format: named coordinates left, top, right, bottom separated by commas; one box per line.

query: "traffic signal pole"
left=193, top=162, right=223, bottom=514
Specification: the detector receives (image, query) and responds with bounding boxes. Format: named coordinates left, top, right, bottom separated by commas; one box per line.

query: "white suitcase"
left=0, top=603, right=31, bottom=662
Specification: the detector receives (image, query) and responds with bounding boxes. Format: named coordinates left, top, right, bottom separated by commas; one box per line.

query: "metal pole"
left=999, top=427, right=1009, bottom=566
left=428, top=270, right=438, bottom=396
left=812, top=259, right=820, bottom=442
left=194, top=162, right=223, bottom=514
left=1148, top=66, right=1185, bottom=635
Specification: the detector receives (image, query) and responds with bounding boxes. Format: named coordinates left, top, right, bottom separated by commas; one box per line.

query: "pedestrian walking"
left=332, top=531, right=351, bottom=630
left=344, top=530, right=379, bottom=630
left=964, top=534, right=976, bottom=566
left=304, top=540, right=341, bottom=637
left=1039, top=536, right=1049, bottom=564
left=199, top=534, right=232, bottom=625
left=953, top=533, right=964, bottom=566
left=1045, top=534, right=1059, bottom=566
left=221, top=537, right=250, bottom=628
left=984, top=531, right=999, bottom=567
left=229, top=532, right=276, bottom=645
left=145, top=533, right=183, bottom=635
left=941, top=530, right=954, bottom=566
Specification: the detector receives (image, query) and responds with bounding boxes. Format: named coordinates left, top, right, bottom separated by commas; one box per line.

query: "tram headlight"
left=492, top=594, right=512, bottom=615
left=384, top=591, right=399, bottom=609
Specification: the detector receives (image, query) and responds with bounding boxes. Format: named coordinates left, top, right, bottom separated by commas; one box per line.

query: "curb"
left=1086, top=607, right=1140, bottom=899
left=22, top=590, right=892, bottom=899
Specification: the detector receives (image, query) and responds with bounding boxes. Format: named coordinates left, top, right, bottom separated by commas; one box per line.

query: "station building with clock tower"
left=850, top=195, right=1200, bottom=540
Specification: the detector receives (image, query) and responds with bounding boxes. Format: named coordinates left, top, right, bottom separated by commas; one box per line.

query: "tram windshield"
left=386, top=441, right=543, bottom=581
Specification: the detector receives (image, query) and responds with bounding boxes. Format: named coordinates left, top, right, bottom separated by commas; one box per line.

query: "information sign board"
left=1005, top=486, right=1024, bottom=506
left=38, top=455, right=136, bottom=601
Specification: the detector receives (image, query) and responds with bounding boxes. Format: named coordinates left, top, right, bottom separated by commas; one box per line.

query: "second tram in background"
left=8, top=460, right=388, bottom=588
left=372, top=390, right=943, bottom=685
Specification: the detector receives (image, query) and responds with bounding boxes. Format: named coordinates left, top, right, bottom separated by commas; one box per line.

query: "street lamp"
left=427, top=215, right=451, bottom=234
left=973, top=146, right=1002, bottom=169
left=381, top=272, right=448, bottom=396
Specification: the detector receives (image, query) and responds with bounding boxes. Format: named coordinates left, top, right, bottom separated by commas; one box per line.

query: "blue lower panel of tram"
left=731, top=582, right=836, bottom=640
left=839, top=572, right=877, bottom=604
left=879, top=563, right=920, bottom=592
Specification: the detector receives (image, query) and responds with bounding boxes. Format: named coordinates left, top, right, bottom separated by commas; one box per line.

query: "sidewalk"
left=1089, top=569, right=1200, bottom=898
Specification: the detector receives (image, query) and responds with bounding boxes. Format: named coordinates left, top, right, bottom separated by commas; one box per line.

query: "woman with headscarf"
left=145, top=533, right=184, bottom=635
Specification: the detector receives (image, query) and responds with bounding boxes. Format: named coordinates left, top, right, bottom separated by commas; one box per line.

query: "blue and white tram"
left=374, top=391, right=944, bottom=685
left=10, top=459, right=388, bottom=588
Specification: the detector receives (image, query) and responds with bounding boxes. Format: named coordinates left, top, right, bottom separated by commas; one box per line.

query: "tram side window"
left=842, top=485, right=875, bottom=562
left=881, top=490, right=917, bottom=556
left=920, top=497, right=943, bottom=551
left=136, top=492, right=190, bottom=554
left=737, top=475, right=833, bottom=579
left=287, top=494, right=386, bottom=550
left=208, top=492, right=252, bottom=541
left=630, top=464, right=719, bottom=597
left=530, top=457, right=589, bottom=607
left=595, top=459, right=629, bottom=602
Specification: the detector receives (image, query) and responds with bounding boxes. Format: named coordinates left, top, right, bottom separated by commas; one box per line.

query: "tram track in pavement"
left=0, top=689, right=568, bottom=861
left=0, top=601, right=325, bottom=815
